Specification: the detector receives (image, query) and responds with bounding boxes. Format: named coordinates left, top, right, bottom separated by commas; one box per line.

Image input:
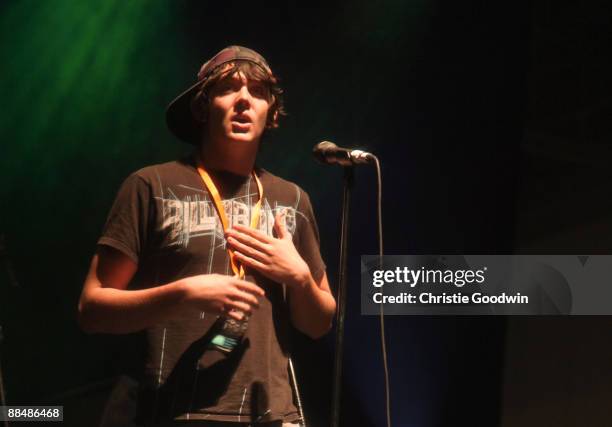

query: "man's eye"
left=250, top=85, right=268, bottom=98
left=215, top=80, right=238, bottom=93
left=218, top=84, right=234, bottom=93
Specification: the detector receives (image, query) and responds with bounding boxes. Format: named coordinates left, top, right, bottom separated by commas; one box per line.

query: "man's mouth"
left=231, top=114, right=251, bottom=124
left=231, top=115, right=252, bottom=134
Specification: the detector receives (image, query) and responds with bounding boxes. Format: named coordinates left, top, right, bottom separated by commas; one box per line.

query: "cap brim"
left=165, top=81, right=202, bottom=145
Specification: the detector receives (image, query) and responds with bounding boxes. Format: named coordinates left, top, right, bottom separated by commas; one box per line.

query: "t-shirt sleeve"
left=98, top=172, right=152, bottom=264
left=294, top=187, right=326, bottom=283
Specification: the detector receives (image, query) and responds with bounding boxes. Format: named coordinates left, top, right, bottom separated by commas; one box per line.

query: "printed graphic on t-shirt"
left=156, top=188, right=298, bottom=248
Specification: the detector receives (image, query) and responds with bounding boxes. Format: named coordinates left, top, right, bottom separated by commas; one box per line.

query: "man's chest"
left=150, top=179, right=299, bottom=255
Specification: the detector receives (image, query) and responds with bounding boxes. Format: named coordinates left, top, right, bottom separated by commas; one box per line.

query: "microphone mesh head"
left=313, top=141, right=337, bottom=163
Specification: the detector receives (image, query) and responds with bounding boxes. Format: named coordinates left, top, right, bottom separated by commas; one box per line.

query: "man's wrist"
left=289, top=270, right=314, bottom=292
left=173, top=279, right=192, bottom=307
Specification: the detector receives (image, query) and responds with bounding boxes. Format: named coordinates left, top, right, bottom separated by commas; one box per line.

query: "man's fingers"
left=227, top=236, right=268, bottom=262
left=226, top=310, right=244, bottom=321
left=229, top=224, right=273, bottom=244
left=227, top=300, right=252, bottom=315
left=234, top=251, right=268, bottom=273
left=226, top=230, right=272, bottom=254
left=274, top=210, right=288, bottom=240
left=232, top=278, right=265, bottom=297
left=229, top=289, right=261, bottom=307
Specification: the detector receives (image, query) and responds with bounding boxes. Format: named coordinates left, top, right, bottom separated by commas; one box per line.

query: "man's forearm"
left=78, top=281, right=187, bottom=334
left=288, top=274, right=336, bottom=339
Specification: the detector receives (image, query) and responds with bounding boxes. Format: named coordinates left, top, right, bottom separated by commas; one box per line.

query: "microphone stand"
left=331, top=166, right=353, bottom=427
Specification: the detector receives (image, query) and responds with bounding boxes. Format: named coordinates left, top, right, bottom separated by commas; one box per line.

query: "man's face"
left=207, top=70, right=271, bottom=146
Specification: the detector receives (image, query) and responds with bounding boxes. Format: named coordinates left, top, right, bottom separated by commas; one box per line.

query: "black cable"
left=372, top=156, right=391, bottom=427
left=288, top=357, right=306, bottom=427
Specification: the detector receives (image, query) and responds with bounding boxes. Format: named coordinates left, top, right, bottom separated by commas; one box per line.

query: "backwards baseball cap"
left=166, top=45, right=273, bottom=144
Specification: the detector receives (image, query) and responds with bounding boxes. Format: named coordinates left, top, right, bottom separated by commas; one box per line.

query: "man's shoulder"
left=129, top=156, right=195, bottom=183
left=258, top=168, right=315, bottom=209
left=259, top=168, right=307, bottom=196
left=258, top=168, right=303, bottom=192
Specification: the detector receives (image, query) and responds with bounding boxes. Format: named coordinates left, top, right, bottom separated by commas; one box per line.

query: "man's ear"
left=266, top=110, right=279, bottom=129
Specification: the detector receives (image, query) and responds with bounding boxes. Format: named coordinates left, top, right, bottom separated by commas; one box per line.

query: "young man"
left=78, top=46, right=336, bottom=426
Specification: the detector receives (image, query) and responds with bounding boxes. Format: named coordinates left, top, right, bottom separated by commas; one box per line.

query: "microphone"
left=313, top=141, right=374, bottom=166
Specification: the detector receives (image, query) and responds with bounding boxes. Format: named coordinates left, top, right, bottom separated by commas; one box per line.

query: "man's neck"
left=198, top=140, right=258, bottom=177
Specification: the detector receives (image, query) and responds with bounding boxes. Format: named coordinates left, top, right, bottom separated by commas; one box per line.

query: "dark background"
left=1, top=1, right=611, bottom=426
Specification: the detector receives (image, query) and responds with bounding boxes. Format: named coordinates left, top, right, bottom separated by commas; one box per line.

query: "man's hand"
left=225, top=210, right=336, bottom=339
left=78, top=247, right=266, bottom=334
left=225, top=210, right=311, bottom=288
left=180, top=274, right=265, bottom=320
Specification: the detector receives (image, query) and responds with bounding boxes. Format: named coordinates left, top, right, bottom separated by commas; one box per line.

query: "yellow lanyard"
left=196, top=160, right=263, bottom=279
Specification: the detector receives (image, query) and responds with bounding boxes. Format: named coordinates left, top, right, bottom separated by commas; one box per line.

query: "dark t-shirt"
left=98, top=155, right=325, bottom=424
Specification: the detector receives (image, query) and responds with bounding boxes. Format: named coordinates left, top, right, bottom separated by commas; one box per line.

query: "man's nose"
left=235, top=85, right=252, bottom=110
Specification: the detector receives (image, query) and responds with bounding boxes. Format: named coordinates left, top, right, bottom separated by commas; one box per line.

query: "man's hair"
left=190, top=60, right=286, bottom=130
